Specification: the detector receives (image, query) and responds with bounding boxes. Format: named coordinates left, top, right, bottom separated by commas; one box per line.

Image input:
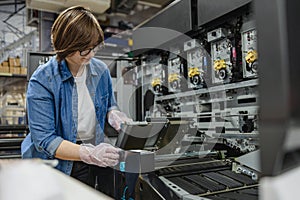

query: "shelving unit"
left=0, top=73, right=27, bottom=159
left=0, top=125, right=28, bottom=159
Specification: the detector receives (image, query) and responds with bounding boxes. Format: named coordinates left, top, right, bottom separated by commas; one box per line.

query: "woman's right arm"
left=55, top=140, right=81, bottom=161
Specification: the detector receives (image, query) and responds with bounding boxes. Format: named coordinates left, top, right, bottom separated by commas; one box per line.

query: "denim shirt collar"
left=59, top=59, right=72, bottom=81
left=58, top=58, right=98, bottom=81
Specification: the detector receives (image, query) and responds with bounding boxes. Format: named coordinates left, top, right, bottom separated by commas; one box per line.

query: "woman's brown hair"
left=51, top=5, right=104, bottom=62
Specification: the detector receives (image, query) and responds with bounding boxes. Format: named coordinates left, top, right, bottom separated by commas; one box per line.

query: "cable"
left=121, top=186, right=128, bottom=200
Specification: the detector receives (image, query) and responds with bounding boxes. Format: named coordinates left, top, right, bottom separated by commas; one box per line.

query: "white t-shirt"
left=74, top=66, right=96, bottom=141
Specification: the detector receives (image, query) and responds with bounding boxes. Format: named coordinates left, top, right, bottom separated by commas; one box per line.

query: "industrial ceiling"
left=0, top=0, right=174, bottom=54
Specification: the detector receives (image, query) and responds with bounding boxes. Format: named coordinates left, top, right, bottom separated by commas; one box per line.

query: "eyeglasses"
left=79, top=43, right=105, bottom=56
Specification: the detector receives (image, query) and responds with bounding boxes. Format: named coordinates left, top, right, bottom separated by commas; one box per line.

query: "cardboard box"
left=9, top=67, right=20, bottom=74
left=8, top=58, right=15, bottom=67
left=2, top=62, right=9, bottom=67
left=15, top=57, right=21, bottom=67
left=20, top=67, right=27, bottom=75
left=0, top=67, right=9, bottom=73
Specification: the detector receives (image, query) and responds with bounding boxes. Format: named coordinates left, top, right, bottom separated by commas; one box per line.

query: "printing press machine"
left=113, top=119, right=259, bottom=200
left=110, top=1, right=262, bottom=199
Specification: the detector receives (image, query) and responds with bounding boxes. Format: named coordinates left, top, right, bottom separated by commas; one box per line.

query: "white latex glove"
left=108, top=110, right=133, bottom=131
left=79, top=143, right=120, bottom=167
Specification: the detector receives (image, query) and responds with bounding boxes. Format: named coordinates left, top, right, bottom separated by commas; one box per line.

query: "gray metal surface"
left=132, top=0, right=193, bottom=56
left=255, top=0, right=300, bottom=176
left=236, top=150, right=261, bottom=172
left=135, top=0, right=192, bottom=33
left=197, top=0, right=252, bottom=26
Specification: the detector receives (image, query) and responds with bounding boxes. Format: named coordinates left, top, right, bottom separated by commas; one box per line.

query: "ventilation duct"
left=26, top=0, right=111, bottom=14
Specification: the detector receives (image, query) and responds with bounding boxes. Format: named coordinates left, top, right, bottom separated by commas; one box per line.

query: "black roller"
left=218, top=170, right=257, bottom=185
left=168, top=177, right=206, bottom=195
left=203, top=172, right=243, bottom=188
left=217, top=190, right=258, bottom=200
left=184, top=174, right=226, bottom=192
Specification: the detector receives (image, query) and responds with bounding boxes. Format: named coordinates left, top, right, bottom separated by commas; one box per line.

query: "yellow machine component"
left=188, top=67, right=200, bottom=78
left=245, top=50, right=258, bottom=63
left=168, top=73, right=179, bottom=83
left=151, top=78, right=161, bottom=87
left=128, top=38, right=133, bottom=47
left=213, top=59, right=226, bottom=71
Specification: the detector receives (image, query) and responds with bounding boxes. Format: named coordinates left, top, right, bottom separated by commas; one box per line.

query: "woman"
left=21, top=5, right=130, bottom=186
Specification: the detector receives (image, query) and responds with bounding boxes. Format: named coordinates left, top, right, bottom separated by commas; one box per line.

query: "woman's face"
left=65, top=46, right=96, bottom=68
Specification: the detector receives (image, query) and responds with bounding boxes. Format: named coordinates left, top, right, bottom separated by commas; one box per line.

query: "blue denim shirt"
left=21, top=56, right=118, bottom=175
